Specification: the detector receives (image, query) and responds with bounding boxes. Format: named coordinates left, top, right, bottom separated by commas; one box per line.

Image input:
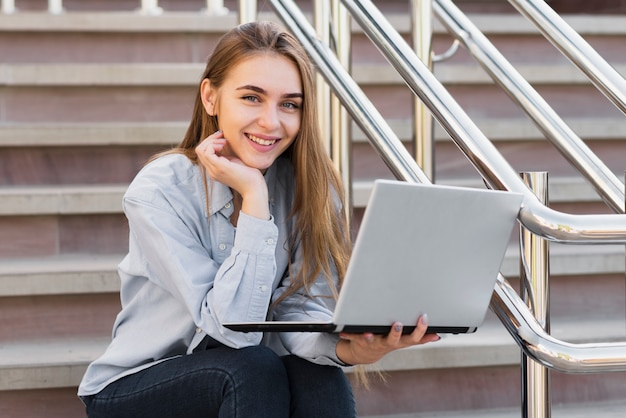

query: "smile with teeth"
left=246, top=133, right=278, bottom=146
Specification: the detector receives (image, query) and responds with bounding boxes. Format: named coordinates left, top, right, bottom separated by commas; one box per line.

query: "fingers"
left=411, top=314, right=441, bottom=344
left=388, top=314, right=440, bottom=346
left=196, top=130, right=225, bottom=157
left=386, top=314, right=426, bottom=343
left=385, top=322, right=404, bottom=345
left=196, top=131, right=230, bottom=177
left=410, top=314, right=429, bottom=339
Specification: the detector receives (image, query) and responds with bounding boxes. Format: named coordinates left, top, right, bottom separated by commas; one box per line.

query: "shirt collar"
left=205, top=161, right=279, bottom=218
left=207, top=179, right=233, bottom=218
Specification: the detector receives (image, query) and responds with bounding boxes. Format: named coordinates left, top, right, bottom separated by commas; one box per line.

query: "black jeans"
left=82, top=345, right=356, bottom=418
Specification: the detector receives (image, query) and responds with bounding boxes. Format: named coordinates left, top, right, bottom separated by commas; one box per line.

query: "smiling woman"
left=76, top=20, right=437, bottom=418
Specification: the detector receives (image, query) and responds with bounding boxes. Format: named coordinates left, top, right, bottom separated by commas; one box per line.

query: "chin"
left=246, top=158, right=276, bottom=172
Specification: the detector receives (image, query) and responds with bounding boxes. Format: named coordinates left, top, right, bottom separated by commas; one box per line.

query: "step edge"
left=0, top=245, right=623, bottom=296
left=0, top=254, right=124, bottom=296
left=0, top=176, right=615, bottom=217
left=0, top=12, right=624, bottom=35
left=1, top=62, right=618, bottom=86
left=2, top=318, right=624, bottom=389
left=2, top=117, right=625, bottom=148
left=360, top=398, right=626, bottom=418
left=0, top=184, right=126, bottom=215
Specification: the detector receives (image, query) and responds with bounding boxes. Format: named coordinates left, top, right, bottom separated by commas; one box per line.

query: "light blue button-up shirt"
left=79, top=153, right=344, bottom=396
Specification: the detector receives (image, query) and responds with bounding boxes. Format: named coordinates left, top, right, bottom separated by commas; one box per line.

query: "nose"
left=258, top=103, right=281, bottom=130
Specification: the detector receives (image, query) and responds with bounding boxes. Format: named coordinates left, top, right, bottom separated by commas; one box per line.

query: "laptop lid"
left=224, top=180, right=524, bottom=334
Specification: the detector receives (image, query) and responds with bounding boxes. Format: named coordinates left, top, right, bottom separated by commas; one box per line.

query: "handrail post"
left=314, top=0, right=332, bottom=155
left=205, top=0, right=228, bottom=16
left=139, top=0, right=162, bottom=15
left=520, top=171, right=551, bottom=418
left=48, top=0, right=63, bottom=14
left=411, top=0, right=434, bottom=181
left=1, top=0, right=15, bottom=14
left=331, top=0, right=353, bottom=215
left=315, top=0, right=354, bottom=217
left=238, top=0, right=257, bottom=24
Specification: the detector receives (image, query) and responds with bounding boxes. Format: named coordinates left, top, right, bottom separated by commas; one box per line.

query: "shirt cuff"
left=320, top=333, right=353, bottom=367
left=233, top=212, right=278, bottom=254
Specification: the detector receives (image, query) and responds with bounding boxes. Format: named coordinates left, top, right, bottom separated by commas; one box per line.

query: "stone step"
left=1, top=117, right=624, bottom=185
left=0, top=337, right=110, bottom=391
left=0, top=243, right=623, bottom=291
left=1, top=118, right=624, bottom=187
left=0, top=185, right=125, bottom=216
left=0, top=9, right=247, bottom=33
left=2, top=62, right=623, bottom=87
left=361, top=399, right=626, bottom=418
left=2, top=75, right=623, bottom=123
left=3, top=80, right=624, bottom=127
left=0, top=180, right=621, bottom=259
left=0, top=244, right=623, bottom=341
left=2, top=11, right=626, bottom=72
left=0, top=254, right=122, bottom=296
left=1, top=10, right=624, bottom=37
left=0, top=178, right=619, bottom=260
left=1, top=316, right=623, bottom=391
left=1, top=316, right=623, bottom=403
left=3, top=68, right=621, bottom=123
left=2, top=116, right=626, bottom=147
left=0, top=176, right=616, bottom=218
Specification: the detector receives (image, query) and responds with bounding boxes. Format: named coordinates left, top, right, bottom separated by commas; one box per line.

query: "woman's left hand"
left=336, top=314, right=440, bottom=365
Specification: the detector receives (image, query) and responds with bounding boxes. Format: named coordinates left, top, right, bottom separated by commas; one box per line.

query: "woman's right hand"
left=196, top=131, right=270, bottom=221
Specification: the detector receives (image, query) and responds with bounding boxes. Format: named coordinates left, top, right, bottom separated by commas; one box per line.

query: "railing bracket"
left=432, top=39, right=460, bottom=63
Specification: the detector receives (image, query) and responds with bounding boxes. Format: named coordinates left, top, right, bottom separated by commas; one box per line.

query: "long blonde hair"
left=158, top=21, right=351, bottom=299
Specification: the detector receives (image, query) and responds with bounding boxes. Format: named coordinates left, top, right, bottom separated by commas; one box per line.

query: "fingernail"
left=394, top=323, right=403, bottom=332
left=215, top=130, right=222, bottom=134
left=422, top=314, right=429, bottom=326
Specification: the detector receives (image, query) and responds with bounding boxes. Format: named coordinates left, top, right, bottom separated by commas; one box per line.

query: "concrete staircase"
left=1, top=1, right=626, bottom=417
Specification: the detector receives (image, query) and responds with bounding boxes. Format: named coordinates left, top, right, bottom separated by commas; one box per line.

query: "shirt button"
left=267, top=238, right=275, bottom=245
left=225, top=202, right=232, bottom=209
left=218, top=243, right=226, bottom=250
left=196, top=327, right=202, bottom=333
left=260, top=285, right=268, bottom=292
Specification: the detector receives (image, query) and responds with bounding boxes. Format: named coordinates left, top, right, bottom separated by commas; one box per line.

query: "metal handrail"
left=433, top=0, right=625, bottom=214
left=492, top=273, right=626, bottom=373
left=268, top=0, right=626, bottom=373
left=339, top=0, right=626, bottom=245
left=268, top=0, right=431, bottom=185
left=508, top=0, right=626, bottom=116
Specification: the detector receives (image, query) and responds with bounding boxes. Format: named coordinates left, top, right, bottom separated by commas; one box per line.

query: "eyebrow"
left=236, top=84, right=303, bottom=99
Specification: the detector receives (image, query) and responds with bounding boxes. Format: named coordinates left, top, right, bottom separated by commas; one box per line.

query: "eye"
left=282, top=101, right=300, bottom=110
left=242, top=95, right=260, bottom=103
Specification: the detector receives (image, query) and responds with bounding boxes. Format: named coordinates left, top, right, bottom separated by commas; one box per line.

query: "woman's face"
left=202, top=53, right=303, bottom=172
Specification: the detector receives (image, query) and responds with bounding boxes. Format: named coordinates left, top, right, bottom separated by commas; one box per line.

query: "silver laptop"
left=224, top=179, right=524, bottom=335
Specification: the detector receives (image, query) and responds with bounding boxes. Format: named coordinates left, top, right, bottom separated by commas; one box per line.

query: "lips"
left=246, top=133, right=278, bottom=146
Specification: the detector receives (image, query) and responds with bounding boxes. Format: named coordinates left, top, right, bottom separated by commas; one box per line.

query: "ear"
left=200, top=79, right=217, bottom=116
